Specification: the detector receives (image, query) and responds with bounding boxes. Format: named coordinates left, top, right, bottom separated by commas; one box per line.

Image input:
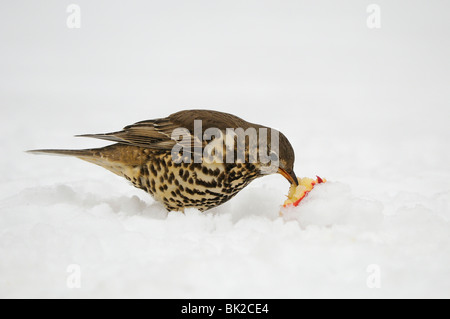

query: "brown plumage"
left=29, top=109, right=297, bottom=212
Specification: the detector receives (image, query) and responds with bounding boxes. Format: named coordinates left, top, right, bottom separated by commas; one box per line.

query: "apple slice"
left=283, top=176, right=326, bottom=207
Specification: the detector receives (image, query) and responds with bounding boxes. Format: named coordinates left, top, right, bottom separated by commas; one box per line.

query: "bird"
left=28, top=109, right=298, bottom=212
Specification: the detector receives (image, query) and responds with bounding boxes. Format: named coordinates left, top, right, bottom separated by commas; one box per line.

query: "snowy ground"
left=1, top=1, right=449, bottom=298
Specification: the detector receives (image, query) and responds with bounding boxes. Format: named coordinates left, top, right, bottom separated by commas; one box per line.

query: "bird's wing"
left=78, top=118, right=182, bottom=150
left=78, top=110, right=259, bottom=151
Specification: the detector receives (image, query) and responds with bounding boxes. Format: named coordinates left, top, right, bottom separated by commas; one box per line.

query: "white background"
left=0, top=0, right=449, bottom=298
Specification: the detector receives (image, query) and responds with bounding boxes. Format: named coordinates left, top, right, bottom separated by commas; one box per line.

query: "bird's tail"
left=27, top=148, right=105, bottom=168
left=27, top=145, right=137, bottom=178
left=27, top=149, right=96, bottom=158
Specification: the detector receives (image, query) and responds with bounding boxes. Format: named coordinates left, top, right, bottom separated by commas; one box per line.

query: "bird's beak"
left=278, top=168, right=299, bottom=186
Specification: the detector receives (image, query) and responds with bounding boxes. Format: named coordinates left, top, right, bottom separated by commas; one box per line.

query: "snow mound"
left=1, top=180, right=449, bottom=298
left=282, top=182, right=384, bottom=230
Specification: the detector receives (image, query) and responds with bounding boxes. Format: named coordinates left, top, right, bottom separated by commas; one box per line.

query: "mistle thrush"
left=29, top=109, right=298, bottom=212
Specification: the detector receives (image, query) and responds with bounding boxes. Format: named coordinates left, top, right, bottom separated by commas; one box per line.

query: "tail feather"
left=27, top=149, right=94, bottom=158
left=27, top=146, right=132, bottom=177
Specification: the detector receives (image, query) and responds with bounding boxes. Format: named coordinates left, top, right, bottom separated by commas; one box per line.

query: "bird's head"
left=259, top=129, right=298, bottom=186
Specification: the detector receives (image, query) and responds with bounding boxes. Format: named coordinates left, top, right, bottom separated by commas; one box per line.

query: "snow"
left=1, top=0, right=449, bottom=298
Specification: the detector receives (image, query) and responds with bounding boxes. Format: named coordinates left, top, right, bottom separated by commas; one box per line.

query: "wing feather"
left=77, top=110, right=258, bottom=151
left=77, top=118, right=186, bottom=150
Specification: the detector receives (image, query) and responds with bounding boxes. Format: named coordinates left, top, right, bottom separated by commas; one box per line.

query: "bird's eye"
left=270, top=152, right=279, bottom=162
